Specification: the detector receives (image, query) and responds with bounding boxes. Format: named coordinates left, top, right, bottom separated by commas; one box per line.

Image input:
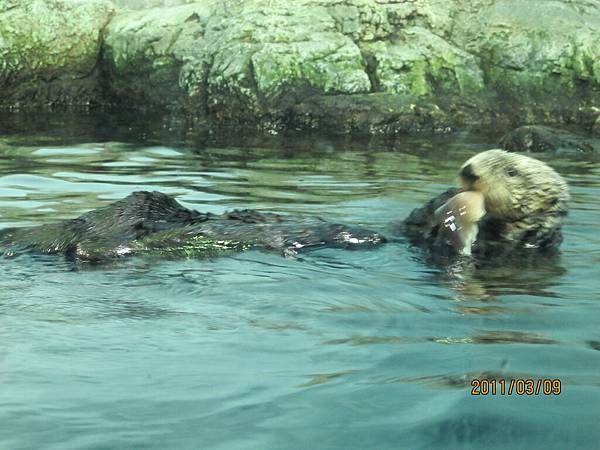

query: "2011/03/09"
left=471, top=379, right=561, bottom=396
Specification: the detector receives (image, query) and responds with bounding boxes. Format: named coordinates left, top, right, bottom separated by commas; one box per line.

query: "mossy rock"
left=0, top=0, right=115, bottom=109
left=362, top=27, right=484, bottom=98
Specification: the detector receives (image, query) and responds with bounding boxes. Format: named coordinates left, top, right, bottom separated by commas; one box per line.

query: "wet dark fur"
left=0, top=191, right=385, bottom=261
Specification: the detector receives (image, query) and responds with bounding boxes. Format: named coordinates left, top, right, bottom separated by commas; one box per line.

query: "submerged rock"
left=500, top=125, right=600, bottom=156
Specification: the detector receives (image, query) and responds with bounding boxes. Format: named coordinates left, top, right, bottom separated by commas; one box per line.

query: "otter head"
left=459, top=149, right=569, bottom=223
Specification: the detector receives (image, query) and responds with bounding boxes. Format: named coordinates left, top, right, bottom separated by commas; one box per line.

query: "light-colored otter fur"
left=459, top=149, right=569, bottom=248
left=401, top=149, right=570, bottom=256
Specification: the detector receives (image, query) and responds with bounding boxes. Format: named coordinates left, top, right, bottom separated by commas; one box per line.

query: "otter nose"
left=460, top=164, right=479, bottom=183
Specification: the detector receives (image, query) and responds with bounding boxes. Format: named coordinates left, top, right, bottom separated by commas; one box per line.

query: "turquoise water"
left=1, top=116, right=599, bottom=449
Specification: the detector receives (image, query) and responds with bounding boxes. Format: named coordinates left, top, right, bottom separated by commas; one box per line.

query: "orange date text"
left=470, top=378, right=561, bottom=396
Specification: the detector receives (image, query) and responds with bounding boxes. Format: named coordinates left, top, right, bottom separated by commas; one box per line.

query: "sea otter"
left=0, top=149, right=569, bottom=261
left=400, top=149, right=570, bottom=257
left=0, top=191, right=385, bottom=261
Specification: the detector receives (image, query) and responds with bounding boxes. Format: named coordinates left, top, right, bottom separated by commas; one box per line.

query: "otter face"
left=459, top=149, right=569, bottom=222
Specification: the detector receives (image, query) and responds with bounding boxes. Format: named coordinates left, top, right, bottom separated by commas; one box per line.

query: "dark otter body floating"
left=0, top=150, right=570, bottom=262
left=0, top=191, right=385, bottom=261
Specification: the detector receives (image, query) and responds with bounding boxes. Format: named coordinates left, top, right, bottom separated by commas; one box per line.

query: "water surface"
left=1, top=116, right=599, bottom=449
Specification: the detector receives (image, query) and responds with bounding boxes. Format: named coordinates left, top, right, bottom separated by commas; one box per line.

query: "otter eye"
left=507, top=168, right=519, bottom=177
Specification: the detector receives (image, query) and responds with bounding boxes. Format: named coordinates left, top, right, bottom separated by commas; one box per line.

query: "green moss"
left=134, top=234, right=252, bottom=258
left=251, top=36, right=370, bottom=99
left=0, top=0, right=114, bottom=107
left=407, top=60, right=430, bottom=97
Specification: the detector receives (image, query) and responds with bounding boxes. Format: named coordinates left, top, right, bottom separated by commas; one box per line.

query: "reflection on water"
left=1, top=114, right=600, bottom=450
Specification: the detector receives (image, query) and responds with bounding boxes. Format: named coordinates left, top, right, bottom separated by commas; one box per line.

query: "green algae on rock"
left=4, top=0, right=600, bottom=133
left=362, top=27, right=484, bottom=98
left=100, top=0, right=600, bottom=132
left=450, top=0, right=600, bottom=123
left=102, top=2, right=215, bottom=111
left=0, top=0, right=115, bottom=110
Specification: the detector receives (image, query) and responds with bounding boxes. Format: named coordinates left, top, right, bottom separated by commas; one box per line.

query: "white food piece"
left=434, top=191, right=486, bottom=255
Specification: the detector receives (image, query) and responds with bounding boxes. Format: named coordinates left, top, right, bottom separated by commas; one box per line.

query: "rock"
left=0, top=0, right=115, bottom=110
left=113, top=0, right=194, bottom=9
left=100, top=0, right=485, bottom=130
left=362, top=27, right=484, bottom=98
left=499, top=125, right=599, bottom=156
left=326, top=0, right=391, bottom=42
left=381, top=0, right=456, bottom=33
left=101, top=0, right=600, bottom=131
left=6, top=0, right=600, bottom=134
left=205, top=1, right=371, bottom=120
left=289, top=93, right=454, bottom=134
left=593, top=116, right=600, bottom=136
left=450, top=0, right=600, bottom=122
left=102, top=3, right=215, bottom=112
left=103, top=0, right=371, bottom=121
